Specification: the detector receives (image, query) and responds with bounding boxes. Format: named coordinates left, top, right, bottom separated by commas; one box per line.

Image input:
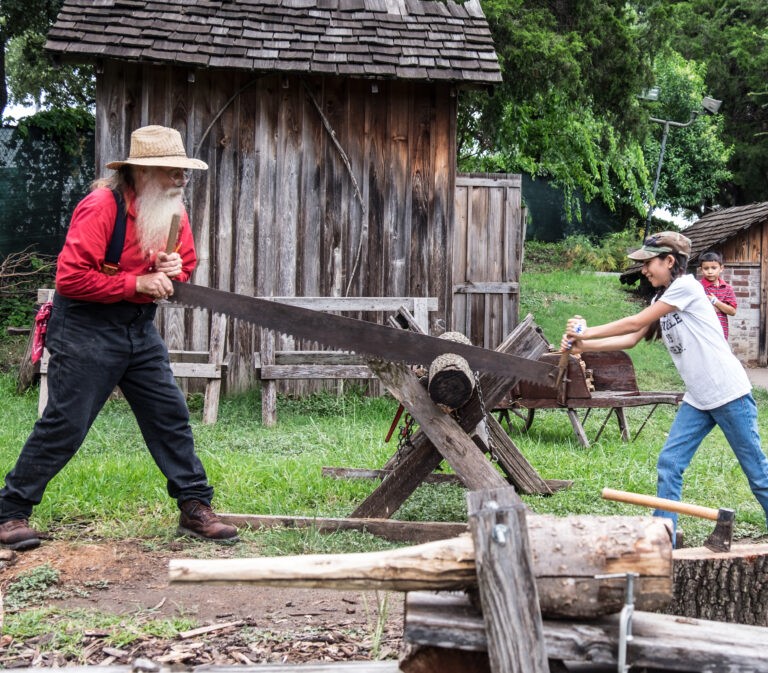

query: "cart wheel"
left=497, top=407, right=535, bottom=433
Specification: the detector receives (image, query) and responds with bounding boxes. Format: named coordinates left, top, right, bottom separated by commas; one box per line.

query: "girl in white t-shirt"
left=562, top=232, right=768, bottom=545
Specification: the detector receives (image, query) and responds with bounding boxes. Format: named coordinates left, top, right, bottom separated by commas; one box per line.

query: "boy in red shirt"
left=699, top=251, right=737, bottom=339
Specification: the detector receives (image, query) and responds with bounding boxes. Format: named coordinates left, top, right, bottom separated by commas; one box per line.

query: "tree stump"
left=669, top=543, right=768, bottom=625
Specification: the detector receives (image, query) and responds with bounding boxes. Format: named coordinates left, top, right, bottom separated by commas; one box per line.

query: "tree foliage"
left=642, top=52, right=732, bottom=217
left=459, top=0, right=670, bottom=224
left=669, top=0, right=768, bottom=205
left=0, top=0, right=93, bottom=118
left=462, top=0, right=756, bottom=229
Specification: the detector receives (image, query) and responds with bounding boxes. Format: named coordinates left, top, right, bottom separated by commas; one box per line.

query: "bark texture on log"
left=171, top=515, right=672, bottom=618
left=669, top=543, right=768, bottom=625
left=404, top=591, right=768, bottom=673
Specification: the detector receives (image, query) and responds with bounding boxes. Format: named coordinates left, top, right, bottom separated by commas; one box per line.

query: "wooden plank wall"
left=452, top=174, right=524, bottom=349
left=96, top=63, right=456, bottom=392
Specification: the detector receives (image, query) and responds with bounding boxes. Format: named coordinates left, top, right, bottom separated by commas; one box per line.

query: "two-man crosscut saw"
left=167, top=282, right=557, bottom=386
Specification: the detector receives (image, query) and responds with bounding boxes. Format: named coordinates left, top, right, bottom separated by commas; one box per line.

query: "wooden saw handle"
left=166, top=214, right=181, bottom=254
left=601, top=487, right=720, bottom=521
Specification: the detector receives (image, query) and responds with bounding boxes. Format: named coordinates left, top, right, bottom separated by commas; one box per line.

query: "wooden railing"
left=255, top=296, right=439, bottom=426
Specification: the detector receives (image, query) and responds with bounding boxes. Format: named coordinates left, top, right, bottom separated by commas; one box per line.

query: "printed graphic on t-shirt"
left=661, top=312, right=684, bottom=355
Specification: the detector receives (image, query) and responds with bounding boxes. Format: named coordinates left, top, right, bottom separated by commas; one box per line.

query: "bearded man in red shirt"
left=0, top=126, right=239, bottom=550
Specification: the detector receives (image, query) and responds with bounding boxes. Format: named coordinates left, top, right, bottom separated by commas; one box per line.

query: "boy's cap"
left=627, top=231, right=691, bottom=260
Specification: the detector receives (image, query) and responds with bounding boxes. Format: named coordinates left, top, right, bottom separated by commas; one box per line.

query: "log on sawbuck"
left=170, top=514, right=672, bottom=619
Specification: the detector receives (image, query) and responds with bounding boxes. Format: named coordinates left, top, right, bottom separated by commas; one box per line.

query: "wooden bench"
left=255, top=296, right=439, bottom=426
left=497, top=350, right=683, bottom=447
left=36, top=289, right=230, bottom=424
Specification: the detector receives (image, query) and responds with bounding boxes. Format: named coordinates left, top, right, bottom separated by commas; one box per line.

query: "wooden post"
left=468, top=487, right=548, bottom=673
left=260, top=328, right=277, bottom=427
left=202, top=312, right=227, bottom=424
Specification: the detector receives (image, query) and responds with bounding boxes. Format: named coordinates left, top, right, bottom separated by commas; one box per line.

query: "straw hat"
left=105, top=125, right=208, bottom=170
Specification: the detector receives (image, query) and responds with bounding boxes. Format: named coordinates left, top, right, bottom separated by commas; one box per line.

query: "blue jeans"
left=655, top=395, right=768, bottom=537
left=0, top=294, right=214, bottom=523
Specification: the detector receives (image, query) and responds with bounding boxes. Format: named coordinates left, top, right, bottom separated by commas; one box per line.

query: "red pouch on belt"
left=31, top=301, right=53, bottom=364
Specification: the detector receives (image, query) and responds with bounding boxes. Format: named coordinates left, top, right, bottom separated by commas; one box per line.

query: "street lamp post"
left=642, top=96, right=722, bottom=241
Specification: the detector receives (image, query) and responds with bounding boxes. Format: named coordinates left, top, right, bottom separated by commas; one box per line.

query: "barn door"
left=452, top=173, right=525, bottom=349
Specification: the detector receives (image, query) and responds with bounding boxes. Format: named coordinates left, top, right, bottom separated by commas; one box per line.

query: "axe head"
left=703, top=508, right=735, bottom=553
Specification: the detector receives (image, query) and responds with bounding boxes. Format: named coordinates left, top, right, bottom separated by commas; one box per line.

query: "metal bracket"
left=595, top=572, right=638, bottom=673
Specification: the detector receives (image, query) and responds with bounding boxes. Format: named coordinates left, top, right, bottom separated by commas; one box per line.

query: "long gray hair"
left=645, top=252, right=689, bottom=341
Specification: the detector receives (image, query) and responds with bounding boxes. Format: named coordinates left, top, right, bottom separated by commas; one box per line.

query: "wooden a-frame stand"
left=221, top=315, right=571, bottom=544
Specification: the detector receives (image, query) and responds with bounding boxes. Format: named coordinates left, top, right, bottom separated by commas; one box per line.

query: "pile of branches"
left=0, top=247, right=55, bottom=302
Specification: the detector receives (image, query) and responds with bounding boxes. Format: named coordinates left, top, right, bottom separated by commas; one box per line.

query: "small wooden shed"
left=45, top=0, right=503, bottom=390
left=684, top=203, right=768, bottom=365
left=622, top=203, right=768, bottom=365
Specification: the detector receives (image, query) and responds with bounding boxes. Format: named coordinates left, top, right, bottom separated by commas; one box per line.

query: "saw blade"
left=167, top=282, right=557, bottom=386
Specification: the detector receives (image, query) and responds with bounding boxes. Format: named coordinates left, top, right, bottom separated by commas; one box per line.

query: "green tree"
left=670, top=0, right=768, bottom=205
left=459, top=0, right=669, bottom=224
left=642, top=52, right=732, bottom=219
left=1, top=0, right=93, bottom=117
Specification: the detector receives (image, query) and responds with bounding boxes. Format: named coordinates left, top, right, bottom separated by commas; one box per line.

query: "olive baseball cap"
left=627, top=231, right=691, bottom=260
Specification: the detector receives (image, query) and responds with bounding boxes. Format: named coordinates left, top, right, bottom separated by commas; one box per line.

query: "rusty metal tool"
left=601, top=487, right=735, bottom=553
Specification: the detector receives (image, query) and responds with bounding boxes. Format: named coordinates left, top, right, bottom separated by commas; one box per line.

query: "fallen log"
left=402, top=591, right=768, bottom=673
left=669, top=543, right=768, bottom=625
left=170, top=515, right=672, bottom=618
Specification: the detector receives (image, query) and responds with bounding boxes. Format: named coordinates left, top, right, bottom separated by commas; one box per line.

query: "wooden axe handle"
left=601, top=487, right=720, bottom=521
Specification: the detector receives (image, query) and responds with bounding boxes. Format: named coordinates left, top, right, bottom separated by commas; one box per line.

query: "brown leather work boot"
left=0, top=519, right=41, bottom=551
left=178, top=500, right=239, bottom=544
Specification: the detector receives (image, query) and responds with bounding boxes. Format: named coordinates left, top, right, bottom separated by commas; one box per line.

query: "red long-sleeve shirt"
left=700, top=277, right=737, bottom=339
left=55, top=187, right=197, bottom=303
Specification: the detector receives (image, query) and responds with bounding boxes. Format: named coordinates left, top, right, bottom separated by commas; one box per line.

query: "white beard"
left=135, top=181, right=184, bottom=254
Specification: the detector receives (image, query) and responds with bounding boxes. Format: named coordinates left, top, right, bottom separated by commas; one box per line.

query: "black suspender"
left=101, top=189, right=127, bottom=276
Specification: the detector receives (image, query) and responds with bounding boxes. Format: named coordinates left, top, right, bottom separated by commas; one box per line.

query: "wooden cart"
left=496, top=350, right=683, bottom=447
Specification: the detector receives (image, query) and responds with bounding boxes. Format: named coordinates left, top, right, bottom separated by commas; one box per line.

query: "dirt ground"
left=0, top=538, right=405, bottom=667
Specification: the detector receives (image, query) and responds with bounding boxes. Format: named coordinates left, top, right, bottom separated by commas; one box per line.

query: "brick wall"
left=711, top=265, right=760, bottom=365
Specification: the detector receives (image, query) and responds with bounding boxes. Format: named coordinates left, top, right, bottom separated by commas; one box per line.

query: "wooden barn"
left=622, top=203, right=768, bottom=366
left=45, top=0, right=513, bottom=393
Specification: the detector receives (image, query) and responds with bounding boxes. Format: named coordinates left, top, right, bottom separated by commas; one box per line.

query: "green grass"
left=0, top=269, right=766, bottom=553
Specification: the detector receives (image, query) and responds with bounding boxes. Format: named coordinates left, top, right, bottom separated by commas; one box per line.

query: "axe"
left=601, top=487, right=735, bottom=553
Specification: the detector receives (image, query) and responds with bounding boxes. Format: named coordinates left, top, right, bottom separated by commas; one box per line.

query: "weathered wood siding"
left=96, top=62, right=456, bottom=391
left=452, top=174, right=524, bottom=349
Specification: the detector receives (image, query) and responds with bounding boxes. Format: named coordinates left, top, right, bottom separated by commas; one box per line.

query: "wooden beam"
left=321, top=467, right=461, bottom=485
left=218, top=513, right=467, bottom=544
left=369, top=360, right=508, bottom=492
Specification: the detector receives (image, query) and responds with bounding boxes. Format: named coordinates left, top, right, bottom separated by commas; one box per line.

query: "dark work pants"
left=0, top=294, right=214, bottom=522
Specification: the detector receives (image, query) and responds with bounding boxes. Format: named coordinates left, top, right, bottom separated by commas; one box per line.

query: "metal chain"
left=395, top=412, right=415, bottom=464
left=474, top=371, right=499, bottom=462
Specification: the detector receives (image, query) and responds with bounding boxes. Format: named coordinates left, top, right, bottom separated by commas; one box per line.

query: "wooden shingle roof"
left=682, top=202, right=768, bottom=265
left=46, top=0, right=502, bottom=84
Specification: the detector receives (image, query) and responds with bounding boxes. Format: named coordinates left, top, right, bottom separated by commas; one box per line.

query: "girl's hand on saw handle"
left=561, top=315, right=587, bottom=353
